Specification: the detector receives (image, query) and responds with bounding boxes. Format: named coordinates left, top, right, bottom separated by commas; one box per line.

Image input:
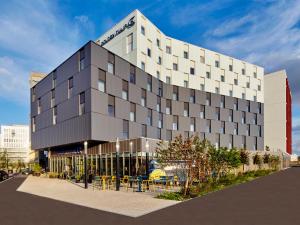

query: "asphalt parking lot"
left=1, top=168, right=300, bottom=225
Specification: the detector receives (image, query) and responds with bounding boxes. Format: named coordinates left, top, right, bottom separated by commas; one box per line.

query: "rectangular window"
left=142, top=124, right=147, bottom=137
left=173, top=86, right=178, bottom=100
left=220, top=96, right=225, bottom=108
left=234, top=79, right=238, bottom=85
left=215, top=134, right=220, bottom=149
left=158, top=56, right=162, bottom=65
left=254, top=72, right=257, bottom=78
left=259, top=126, right=262, bottom=137
left=258, top=85, right=261, bottom=91
left=242, top=136, right=246, bottom=149
left=52, top=70, right=57, bottom=88
left=173, top=63, right=178, bottom=71
left=246, top=82, right=250, bottom=88
left=129, top=65, right=136, bottom=84
left=108, top=95, right=115, bottom=117
left=200, top=105, right=205, bottom=118
left=98, top=69, right=106, bottom=93
left=206, top=120, right=211, bottom=133
left=246, top=124, right=250, bottom=136
left=141, top=61, right=145, bottom=71
left=183, top=51, right=189, bottom=59
left=220, top=121, right=225, bottom=134
left=221, top=75, right=225, bottom=82
left=229, top=90, right=233, bottom=97
left=184, top=102, right=189, bottom=117
left=234, top=123, right=238, bottom=135
left=258, top=103, right=262, bottom=114
left=141, top=89, right=146, bottom=107
left=147, top=75, right=152, bottom=91
left=123, top=120, right=129, bottom=139
left=53, top=106, right=57, bottom=125
left=130, top=103, right=136, bottom=122
left=166, top=99, right=172, bottom=115
left=184, top=80, right=188, bottom=88
left=247, top=101, right=250, bottom=112
left=242, top=68, right=245, bottom=75
left=127, top=33, right=133, bottom=53
left=166, top=76, right=171, bottom=84
left=156, top=38, right=160, bottom=47
left=166, top=46, right=171, bottom=54
left=37, top=98, right=41, bottom=115
left=253, top=95, right=257, bottom=102
left=147, top=109, right=152, bottom=126
left=242, top=93, right=246, bottom=99
left=215, top=60, right=220, bottom=68
left=206, top=71, right=211, bottom=79
left=190, top=89, right=195, bottom=103
left=51, top=89, right=55, bottom=107
left=32, top=87, right=36, bottom=102
left=122, top=80, right=128, bottom=100
left=68, top=77, right=73, bottom=98
left=242, top=112, right=245, bottom=124
left=32, top=117, right=36, bottom=132
left=206, top=93, right=211, bottom=106
left=147, top=48, right=151, bottom=57
left=158, top=113, right=163, bottom=128
left=158, top=81, right=163, bottom=97
left=141, top=25, right=145, bottom=35
left=233, top=99, right=238, bottom=110
left=172, top=116, right=178, bottom=130
left=215, top=87, right=220, bottom=94
left=190, top=67, right=195, bottom=75
left=190, top=117, right=195, bottom=132
left=229, top=65, right=233, bottom=71
left=229, top=109, right=233, bottom=122
left=157, top=128, right=161, bottom=139
left=79, top=92, right=85, bottom=115
left=79, top=48, right=85, bottom=71
left=215, top=107, right=220, bottom=120
left=108, top=52, right=115, bottom=74
left=156, top=96, right=161, bottom=112
left=200, top=84, right=205, bottom=91
left=200, top=56, right=205, bottom=63
left=253, top=114, right=257, bottom=125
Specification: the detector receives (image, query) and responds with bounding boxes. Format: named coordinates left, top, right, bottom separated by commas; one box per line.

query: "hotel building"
left=30, top=9, right=291, bottom=175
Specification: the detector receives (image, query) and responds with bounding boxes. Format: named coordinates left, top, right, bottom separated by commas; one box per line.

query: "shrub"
left=156, top=192, right=186, bottom=201
left=253, top=154, right=262, bottom=167
left=263, top=154, right=270, bottom=164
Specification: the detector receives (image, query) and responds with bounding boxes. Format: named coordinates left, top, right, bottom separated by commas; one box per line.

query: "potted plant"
left=75, top=174, right=81, bottom=183
left=32, top=163, right=42, bottom=176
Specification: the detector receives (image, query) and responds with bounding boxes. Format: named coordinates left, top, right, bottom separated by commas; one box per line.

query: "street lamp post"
left=98, top=145, right=102, bottom=176
left=84, top=141, right=88, bottom=189
left=145, top=139, right=150, bottom=178
left=129, top=141, right=133, bottom=177
left=116, top=138, right=120, bottom=191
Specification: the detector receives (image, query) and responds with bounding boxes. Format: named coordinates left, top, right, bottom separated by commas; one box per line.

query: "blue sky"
left=0, top=0, right=299, bottom=154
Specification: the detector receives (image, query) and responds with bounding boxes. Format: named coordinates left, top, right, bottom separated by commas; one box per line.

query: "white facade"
left=96, top=9, right=264, bottom=103
left=264, top=70, right=288, bottom=153
left=0, top=125, right=30, bottom=162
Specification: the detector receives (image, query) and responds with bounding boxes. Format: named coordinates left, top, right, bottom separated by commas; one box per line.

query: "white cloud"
left=0, top=1, right=94, bottom=105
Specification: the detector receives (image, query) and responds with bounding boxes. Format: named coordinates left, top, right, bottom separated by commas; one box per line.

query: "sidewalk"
left=17, top=176, right=178, bottom=217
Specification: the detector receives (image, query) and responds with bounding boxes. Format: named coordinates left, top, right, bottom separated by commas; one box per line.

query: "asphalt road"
left=1, top=168, right=300, bottom=225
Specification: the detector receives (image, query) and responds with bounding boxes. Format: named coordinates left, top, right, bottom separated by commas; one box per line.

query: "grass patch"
left=156, top=169, right=275, bottom=201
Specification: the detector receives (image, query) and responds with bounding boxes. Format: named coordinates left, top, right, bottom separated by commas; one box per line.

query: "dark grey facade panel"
left=31, top=41, right=264, bottom=151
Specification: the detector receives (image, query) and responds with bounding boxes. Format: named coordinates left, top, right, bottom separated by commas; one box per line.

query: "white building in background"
left=264, top=70, right=292, bottom=154
left=0, top=125, right=30, bottom=163
left=96, top=9, right=264, bottom=103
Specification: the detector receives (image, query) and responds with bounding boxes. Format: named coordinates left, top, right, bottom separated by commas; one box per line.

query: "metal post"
left=116, top=138, right=120, bottom=191
left=98, top=145, right=102, bottom=176
left=129, top=141, right=133, bottom=177
left=145, top=139, right=150, bottom=190
left=84, top=141, right=88, bottom=189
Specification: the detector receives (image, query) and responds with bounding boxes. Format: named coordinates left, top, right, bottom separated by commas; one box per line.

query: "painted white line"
left=0, top=176, right=14, bottom=184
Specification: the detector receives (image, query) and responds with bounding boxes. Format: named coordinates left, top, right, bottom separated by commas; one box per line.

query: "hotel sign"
left=100, top=16, right=135, bottom=47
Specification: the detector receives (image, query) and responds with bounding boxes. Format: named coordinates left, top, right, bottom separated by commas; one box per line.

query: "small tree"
left=269, top=155, right=280, bottom=170
left=240, top=150, right=249, bottom=172
left=263, top=154, right=270, bottom=164
left=253, top=154, right=262, bottom=169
